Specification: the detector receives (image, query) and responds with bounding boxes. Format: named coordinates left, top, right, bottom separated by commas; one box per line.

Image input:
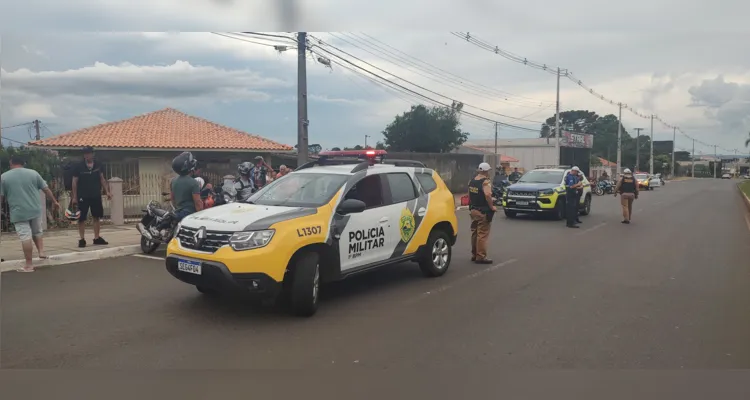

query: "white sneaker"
left=16, top=266, right=35, bottom=273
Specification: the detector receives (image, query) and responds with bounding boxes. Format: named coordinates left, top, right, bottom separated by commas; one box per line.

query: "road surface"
left=2, top=179, right=749, bottom=369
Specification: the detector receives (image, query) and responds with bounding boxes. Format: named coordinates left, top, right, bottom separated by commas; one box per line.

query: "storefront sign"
left=560, top=131, right=593, bottom=148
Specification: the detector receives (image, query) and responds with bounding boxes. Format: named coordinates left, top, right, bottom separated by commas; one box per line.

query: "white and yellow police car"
left=502, top=166, right=592, bottom=220
left=165, top=150, right=459, bottom=317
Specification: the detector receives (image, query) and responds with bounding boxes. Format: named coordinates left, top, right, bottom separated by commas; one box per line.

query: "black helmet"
left=238, top=161, right=253, bottom=176
left=172, top=152, right=198, bottom=176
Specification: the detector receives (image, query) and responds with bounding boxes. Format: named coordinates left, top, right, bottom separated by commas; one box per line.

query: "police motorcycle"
left=136, top=192, right=177, bottom=254
left=593, top=179, right=615, bottom=196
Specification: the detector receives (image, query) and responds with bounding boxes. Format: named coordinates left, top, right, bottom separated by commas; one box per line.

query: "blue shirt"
left=564, top=173, right=578, bottom=189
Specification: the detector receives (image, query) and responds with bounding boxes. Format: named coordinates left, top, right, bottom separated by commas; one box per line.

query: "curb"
left=456, top=206, right=469, bottom=211
left=0, top=245, right=142, bottom=273
left=737, top=182, right=750, bottom=213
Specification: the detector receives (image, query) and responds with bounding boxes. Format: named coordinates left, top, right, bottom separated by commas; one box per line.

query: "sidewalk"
left=1, top=225, right=141, bottom=272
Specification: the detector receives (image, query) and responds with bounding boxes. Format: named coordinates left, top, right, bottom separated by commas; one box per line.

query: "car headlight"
left=229, top=230, right=275, bottom=251
left=538, top=189, right=554, bottom=196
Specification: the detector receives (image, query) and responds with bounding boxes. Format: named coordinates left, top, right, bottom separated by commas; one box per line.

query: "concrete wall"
left=386, top=152, right=486, bottom=193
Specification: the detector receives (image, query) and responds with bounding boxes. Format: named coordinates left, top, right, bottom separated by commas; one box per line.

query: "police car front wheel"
left=419, top=230, right=452, bottom=277
left=288, top=251, right=321, bottom=317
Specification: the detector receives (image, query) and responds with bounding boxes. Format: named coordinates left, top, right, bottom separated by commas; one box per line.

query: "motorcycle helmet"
left=65, top=207, right=81, bottom=221
left=172, top=152, right=198, bottom=176
left=237, top=161, right=253, bottom=176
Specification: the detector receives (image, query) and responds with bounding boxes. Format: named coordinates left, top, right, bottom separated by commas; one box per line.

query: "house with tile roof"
left=29, top=108, right=294, bottom=219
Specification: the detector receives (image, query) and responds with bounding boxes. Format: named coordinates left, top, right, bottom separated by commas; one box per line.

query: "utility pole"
left=649, top=114, right=654, bottom=175
left=669, top=126, right=677, bottom=178
left=296, top=32, right=309, bottom=166
left=713, top=145, right=717, bottom=178
left=691, top=139, right=695, bottom=178
left=33, top=119, right=41, bottom=141
left=554, top=67, right=561, bottom=165
left=494, top=122, right=499, bottom=171
left=364, top=134, right=370, bottom=149
left=616, top=103, right=622, bottom=176
left=634, top=128, right=644, bottom=172
left=736, top=149, right=740, bottom=177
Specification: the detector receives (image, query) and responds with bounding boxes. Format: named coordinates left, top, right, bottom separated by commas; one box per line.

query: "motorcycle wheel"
left=593, top=186, right=604, bottom=196
left=141, top=236, right=160, bottom=254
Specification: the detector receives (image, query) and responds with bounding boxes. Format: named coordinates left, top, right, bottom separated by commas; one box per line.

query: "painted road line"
left=411, top=258, right=519, bottom=303
left=0, top=245, right=141, bottom=273
left=575, top=222, right=607, bottom=236
left=131, top=254, right=165, bottom=261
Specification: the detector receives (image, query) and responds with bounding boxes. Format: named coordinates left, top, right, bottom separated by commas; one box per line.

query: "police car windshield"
left=247, top=173, right=348, bottom=208
left=635, top=174, right=649, bottom=180
left=517, top=170, right=564, bottom=184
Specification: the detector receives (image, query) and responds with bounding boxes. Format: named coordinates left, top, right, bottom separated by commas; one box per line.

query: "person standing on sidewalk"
left=0, top=156, right=61, bottom=272
left=71, top=146, right=112, bottom=248
left=564, top=167, right=584, bottom=229
left=468, top=162, right=496, bottom=264
left=614, top=168, right=639, bottom=224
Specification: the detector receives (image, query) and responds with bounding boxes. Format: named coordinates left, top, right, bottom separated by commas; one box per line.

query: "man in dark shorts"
left=71, top=146, right=112, bottom=248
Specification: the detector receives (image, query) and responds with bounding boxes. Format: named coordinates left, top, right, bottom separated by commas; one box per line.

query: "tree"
left=330, top=147, right=341, bottom=151
left=382, top=103, right=469, bottom=153
left=540, top=110, right=599, bottom=138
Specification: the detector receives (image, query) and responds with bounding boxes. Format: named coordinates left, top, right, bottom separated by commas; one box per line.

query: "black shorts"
left=78, top=196, right=104, bottom=221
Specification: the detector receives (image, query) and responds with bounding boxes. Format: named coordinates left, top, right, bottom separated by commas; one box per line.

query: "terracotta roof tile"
left=598, top=157, right=617, bottom=167
left=30, top=108, right=293, bottom=152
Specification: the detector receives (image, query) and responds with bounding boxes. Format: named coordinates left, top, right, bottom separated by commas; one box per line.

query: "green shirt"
left=0, top=167, right=48, bottom=223
left=170, top=175, right=200, bottom=213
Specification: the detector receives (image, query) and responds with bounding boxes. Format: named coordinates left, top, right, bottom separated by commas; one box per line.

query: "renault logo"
left=193, top=226, right=207, bottom=247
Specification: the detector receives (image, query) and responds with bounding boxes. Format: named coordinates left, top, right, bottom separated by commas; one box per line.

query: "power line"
left=452, top=31, right=744, bottom=155
left=308, top=35, right=546, bottom=126
left=211, top=32, right=297, bottom=50
left=0, top=122, right=33, bottom=130
left=306, top=42, right=539, bottom=133
left=333, top=32, right=555, bottom=109
left=239, top=32, right=299, bottom=43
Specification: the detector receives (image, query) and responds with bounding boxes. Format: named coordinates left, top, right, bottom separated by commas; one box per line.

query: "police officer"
left=564, top=166, right=584, bottom=228
left=468, top=162, right=496, bottom=264
left=614, top=168, right=639, bottom=224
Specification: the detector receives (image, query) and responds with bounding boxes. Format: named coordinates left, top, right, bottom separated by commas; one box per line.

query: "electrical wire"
left=332, top=32, right=555, bottom=109
left=211, top=32, right=297, bottom=49
left=309, top=35, right=547, bottom=126
left=452, top=31, right=745, bottom=155
left=306, top=44, right=540, bottom=133
left=0, top=122, right=33, bottom=130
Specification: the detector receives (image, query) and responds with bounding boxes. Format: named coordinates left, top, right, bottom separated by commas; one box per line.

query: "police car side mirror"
left=337, top=199, right=366, bottom=215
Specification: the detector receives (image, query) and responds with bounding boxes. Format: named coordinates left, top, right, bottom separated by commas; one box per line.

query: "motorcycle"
left=492, top=178, right=510, bottom=206
left=594, top=180, right=615, bottom=196
left=136, top=196, right=178, bottom=254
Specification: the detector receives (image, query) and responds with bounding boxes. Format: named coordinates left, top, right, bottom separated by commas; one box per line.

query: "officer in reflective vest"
left=468, top=162, right=496, bottom=264
left=614, top=168, right=639, bottom=224
left=564, top=166, right=584, bottom=228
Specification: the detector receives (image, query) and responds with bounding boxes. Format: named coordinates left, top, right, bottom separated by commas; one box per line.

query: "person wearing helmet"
left=614, top=168, right=639, bottom=224
left=468, top=162, right=496, bottom=264
left=170, top=152, right=203, bottom=221
left=234, top=161, right=255, bottom=202
left=564, top=166, right=584, bottom=228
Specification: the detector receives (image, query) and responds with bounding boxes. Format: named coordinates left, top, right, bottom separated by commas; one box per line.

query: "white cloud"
left=0, top=60, right=295, bottom=138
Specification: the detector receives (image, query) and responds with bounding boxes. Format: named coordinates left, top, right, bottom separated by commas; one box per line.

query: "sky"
left=1, top=0, right=749, bottom=157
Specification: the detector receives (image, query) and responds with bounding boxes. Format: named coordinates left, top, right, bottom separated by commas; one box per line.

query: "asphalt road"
left=3, top=179, right=749, bottom=369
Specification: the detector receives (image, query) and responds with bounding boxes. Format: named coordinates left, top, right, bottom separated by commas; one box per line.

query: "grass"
left=739, top=180, right=750, bottom=199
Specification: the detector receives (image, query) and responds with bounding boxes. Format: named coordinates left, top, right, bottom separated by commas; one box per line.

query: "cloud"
left=2, top=60, right=290, bottom=100
left=688, top=76, right=750, bottom=139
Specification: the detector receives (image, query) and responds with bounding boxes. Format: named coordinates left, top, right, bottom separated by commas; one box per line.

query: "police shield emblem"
left=399, top=208, right=416, bottom=243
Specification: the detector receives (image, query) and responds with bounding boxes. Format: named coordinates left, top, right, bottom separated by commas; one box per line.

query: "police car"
left=165, top=150, right=459, bottom=317
left=501, top=166, right=592, bottom=220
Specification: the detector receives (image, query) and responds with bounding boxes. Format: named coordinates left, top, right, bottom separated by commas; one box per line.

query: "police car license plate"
left=516, top=201, right=529, bottom=206
left=177, top=259, right=201, bottom=275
